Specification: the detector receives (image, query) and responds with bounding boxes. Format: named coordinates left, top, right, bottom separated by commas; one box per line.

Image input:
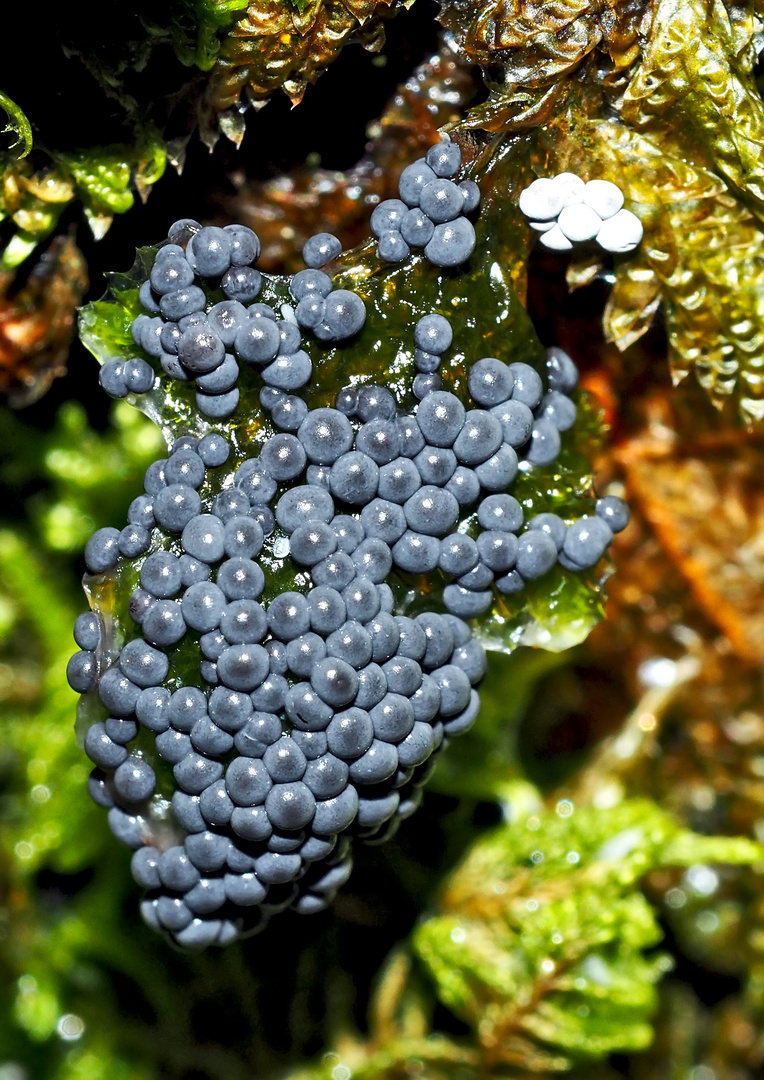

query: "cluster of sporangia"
left=67, top=143, right=629, bottom=949
left=519, top=172, right=643, bottom=255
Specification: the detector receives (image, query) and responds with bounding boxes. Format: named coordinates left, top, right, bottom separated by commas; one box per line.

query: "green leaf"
left=622, top=0, right=764, bottom=220
left=0, top=230, right=39, bottom=271
left=0, top=91, right=33, bottom=161
left=60, top=131, right=167, bottom=239
left=172, top=0, right=250, bottom=70
left=412, top=798, right=763, bottom=1069
left=78, top=279, right=146, bottom=368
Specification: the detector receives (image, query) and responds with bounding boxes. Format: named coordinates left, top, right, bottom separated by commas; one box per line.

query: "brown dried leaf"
left=0, top=236, right=88, bottom=406
left=219, top=41, right=478, bottom=271
left=566, top=252, right=605, bottom=292
left=208, top=0, right=412, bottom=113
left=526, top=268, right=764, bottom=833
left=567, top=374, right=764, bottom=825
left=615, top=423, right=764, bottom=665
left=439, top=0, right=649, bottom=130
left=575, top=471, right=764, bottom=1061
left=602, top=256, right=661, bottom=353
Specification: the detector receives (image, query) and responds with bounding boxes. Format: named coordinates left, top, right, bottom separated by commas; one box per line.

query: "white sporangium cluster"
left=518, top=172, right=643, bottom=255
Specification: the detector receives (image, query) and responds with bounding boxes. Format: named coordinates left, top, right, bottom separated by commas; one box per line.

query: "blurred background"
left=3, top=1, right=764, bottom=1077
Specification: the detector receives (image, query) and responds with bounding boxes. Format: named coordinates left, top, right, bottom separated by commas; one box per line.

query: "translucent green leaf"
left=622, top=0, right=764, bottom=219
left=412, top=798, right=762, bottom=1068
left=0, top=230, right=39, bottom=270
left=172, top=0, right=250, bottom=70
left=0, top=91, right=33, bottom=161
left=61, top=131, right=167, bottom=239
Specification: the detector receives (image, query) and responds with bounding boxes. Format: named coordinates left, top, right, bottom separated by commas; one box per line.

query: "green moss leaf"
left=0, top=91, right=33, bottom=162
left=412, top=798, right=763, bottom=1069
left=171, top=0, right=250, bottom=71
left=60, top=130, right=167, bottom=240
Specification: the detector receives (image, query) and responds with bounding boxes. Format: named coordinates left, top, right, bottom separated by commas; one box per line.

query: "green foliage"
left=411, top=799, right=762, bottom=1071
left=274, top=799, right=762, bottom=1080
left=410, top=803, right=690, bottom=1069
left=0, top=92, right=32, bottom=163
left=0, top=400, right=163, bottom=556
left=0, top=398, right=167, bottom=1076
left=60, top=130, right=167, bottom=238
left=0, top=129, right=167, bottom=269
left=170, top=0, right=250, bottom=71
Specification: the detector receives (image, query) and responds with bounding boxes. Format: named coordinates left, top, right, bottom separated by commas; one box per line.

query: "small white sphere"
left=518, top=178, right=564, bottom=221
left=529, top=219, right=555, bottom=232
left=557, top=204, right=602, bottom=242
left=551, top=172, right=586, bottom=207
left=596, top=208, right=643, bottom=253
left=583, top=179, right=624, bottom=220
left=539, top=224, right=574, bottom=251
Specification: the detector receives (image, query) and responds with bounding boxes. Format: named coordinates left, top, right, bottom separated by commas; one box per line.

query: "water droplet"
left=665, top=887, right=687, bottom=909
left=689, top=1065, right=715, bottom=1080
left=57, top=1014, right=85, bottom=1041
left=684, top=864, right=719, bottom=897
left=695, top=910, right=719, bottom=934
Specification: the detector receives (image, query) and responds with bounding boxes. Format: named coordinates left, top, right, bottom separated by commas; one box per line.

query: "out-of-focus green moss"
left=0, top=401, right=163, bottom=1076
